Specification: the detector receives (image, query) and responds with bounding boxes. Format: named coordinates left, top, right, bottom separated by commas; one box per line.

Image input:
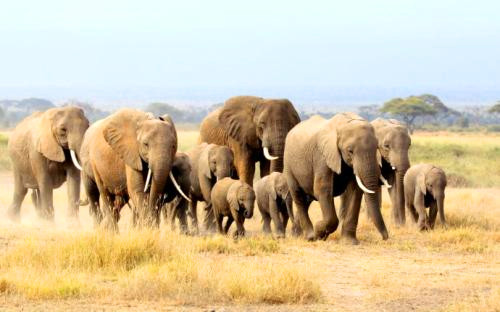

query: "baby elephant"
left=404, top=164, right=447, bottom=230
left=211, top=178, right=255, bottom=237
left=255, top=172, right=295, bottom=238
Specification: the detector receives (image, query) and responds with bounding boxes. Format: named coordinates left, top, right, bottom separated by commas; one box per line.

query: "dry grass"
left=0, top=131, right=499, bottom=311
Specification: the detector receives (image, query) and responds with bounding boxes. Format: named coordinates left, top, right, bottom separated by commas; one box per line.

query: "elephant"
left=7, top=106, right=89, bottom=221
left=199, top=96, right=300, bottom=186
left=371, top=118, right=411, bottom=226
left=284, top=113, right=389, bottom=243
left=404, top=164, right=447, bottom=230
left=162, top=152, right=192, bottom=234
left=80, top=109, right=189, bottom=230
left=254, top=172, right=296, bottom=238
left=186, top=143, right=235, bottom=233
left=211, top=177, right=255, bottom=237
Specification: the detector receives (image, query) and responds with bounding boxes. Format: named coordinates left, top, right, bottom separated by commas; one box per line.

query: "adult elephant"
left=187, top=143, right=235, bottom=232
left=371, top=118, right=411, bottom=226
left=7, top=106, right=89, bottom=221
left=284, top=113, right=389, bottom=243
left=199, top=96, right=300, bottom=185
left=80, top=109, right=188, bottom=230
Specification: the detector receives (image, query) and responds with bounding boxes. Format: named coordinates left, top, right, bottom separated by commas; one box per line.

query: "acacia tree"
left=488, top=101, right=500, bottom=113
left=380, top=96, right=437, bottom=133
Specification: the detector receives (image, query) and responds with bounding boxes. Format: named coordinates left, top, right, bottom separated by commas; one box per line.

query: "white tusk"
left=144, top=168, right=152, bottom=193
left=263, top=147, right=279, bottom=160
left=70, top=150, right=83, bottom=171
left=380, top=176, right=392, bottom=188
left=169, top=171, right=191, bottom=202
left=392, top=166, right=396, bottom=170
left=356, top=175, right=375, bottom=194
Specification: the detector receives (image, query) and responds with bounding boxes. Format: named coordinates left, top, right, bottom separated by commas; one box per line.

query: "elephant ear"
left=35, top=109, right=65, bottom=162
left=318, top=122, right=342, bottom=174
left=103, top=110, right=143, bottom=171
left=227, top=182, right=241, bottom=212
left=199, top=144, right=213, bottom=179
left=417, top=171, right=427, bottom=195
left=219, top=97, right=260, bottom=148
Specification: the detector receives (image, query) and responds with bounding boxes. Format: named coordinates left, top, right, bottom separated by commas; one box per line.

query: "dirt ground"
left=0, top=171, right=498, bottom=312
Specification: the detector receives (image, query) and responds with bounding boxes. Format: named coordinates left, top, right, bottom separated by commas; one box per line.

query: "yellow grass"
left=0, top=131, right=498, bottom=311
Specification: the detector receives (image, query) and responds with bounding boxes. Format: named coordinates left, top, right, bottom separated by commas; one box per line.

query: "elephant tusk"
left=392, top=166, right=396, bottom=170
left=355, top=175, right=375, bottom=194
left=169, top=171, right=192, bottom=202
left=380, top=176, right=392, bottom=188
left=263, top=147, right=279, bottom=161
left=70, top=149, right=83, bottom=171
left=144, top=168, right=152, bottom=193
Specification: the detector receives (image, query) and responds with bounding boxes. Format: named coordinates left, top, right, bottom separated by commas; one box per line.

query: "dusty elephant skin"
left=284, top=113, right=389, bottom=243
left=371, top=118, right=411, bottom=226
left=80, top=109, right=179, bottom=231
left=7, top=106, right=89, bottom=222
left=254, top=172, right=298, bottom=238
left=162, top=152, right=192, bottom=234
left=211, top=177, right=256, bottom=237
left=199, top=96, right=300, bottom=186
left=186, top=143, right=235, bottom=233
left=404, top=164, right=447, bottom=230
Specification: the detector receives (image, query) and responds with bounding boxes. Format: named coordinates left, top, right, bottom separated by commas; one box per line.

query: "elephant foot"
left=291, top=224, right=303, bottom=237
left=233, top=229, right=245, bottom=238
left=305, top=230, right=316, bottom=241
left=340, top=235, right=360, bottom=245
left=314, top=220, right=336, bottom=241
left=102, top=216, right=119, bottom=233
left=7, top=209, right=21, bottom=223
left=275, top=232, right=285, bottom=239
left=380, top=229, right=389, bottom=240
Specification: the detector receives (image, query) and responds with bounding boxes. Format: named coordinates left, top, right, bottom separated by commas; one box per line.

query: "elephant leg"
left=203, top=202, right=216, bottom=232
left=261, top=211, right=272, bottom=235
left=281, top=207, right=289, bottom=234
left=406, top=191, right=419, bottom=224
left=234, top=214, right=246, bottom=238
left=438, top=203, right=446, bottom=228
left=289, top=180, right=314, bottom=241
left=429, top=201, right=438, bottom=229
left=215, top=214, right=224, bottom=235
left=413, top=194, right=429, bottom=231
left=314, top=175, right=339, bottom=240
left=66, top=167, right=81, bottom=220
left=8, top=170, right=27, bottom=222
left=37, top=172, right=55, bottom=221
left=223, top=215, right=234, bottom=234
left=233, top=144, right=255, bottom=186
left=269, top=199, right=285, bottom=238
left=94, top=173, right=118, bottom=232
left=340, top=180, right=362, bottom=245
left=188, top=199, right=199, bottom=234
left=176, top=199, right=189, bottom=235
left=83, top=173, right=102, bottom=227
left=259, top=159, right=270, bottom=178
left=31, top=189, right=41, bottom=213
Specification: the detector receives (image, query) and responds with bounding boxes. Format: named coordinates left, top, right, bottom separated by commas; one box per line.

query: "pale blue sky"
left=0, top=0, right=498, bottom=103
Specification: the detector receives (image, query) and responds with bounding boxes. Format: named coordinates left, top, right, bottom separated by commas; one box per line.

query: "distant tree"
left=380, top=96, right=437, bottom=133
left=145, top=102, right=185, bottom=122
left=489, top=101, right=500, bottom=113
left=358, top=104, right=381, bottom=120
left=63, top=99, right=109, bottom=122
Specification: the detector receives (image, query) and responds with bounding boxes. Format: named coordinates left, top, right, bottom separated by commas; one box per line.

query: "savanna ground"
left=0, top=130, right=499, bottom=311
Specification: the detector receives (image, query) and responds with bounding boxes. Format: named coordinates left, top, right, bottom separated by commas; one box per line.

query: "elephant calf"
left=211, top=178, right=255, bottom=237
left=404, top=164, right=447, bottom=230
left=254, top=172, right=296, bottom=238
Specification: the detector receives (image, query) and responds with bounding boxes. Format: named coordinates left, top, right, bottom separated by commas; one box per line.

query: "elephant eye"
left=384, top=143, right=390, bottom=149
left=59, top=127, right=67, bottom=135
left=143, top=142, right=149, bottom=148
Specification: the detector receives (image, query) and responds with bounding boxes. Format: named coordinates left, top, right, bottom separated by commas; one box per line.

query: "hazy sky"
left=0, top=0, right=499, bottom=94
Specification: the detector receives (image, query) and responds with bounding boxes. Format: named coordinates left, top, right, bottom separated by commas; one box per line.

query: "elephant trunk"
left=244, top=199, right=255, bottom=219
left=216, top=164, right=232, bottom=181
left=393, top=170, right=406, bottom=224
left=147, top=158, right=172, bottom=226
left=355, top=155, right=388, bottom=240
left=263, top=123, right=287, bottom=173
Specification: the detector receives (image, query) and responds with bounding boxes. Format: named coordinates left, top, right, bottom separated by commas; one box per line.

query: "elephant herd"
left=6, top=96, right=447, bottom=242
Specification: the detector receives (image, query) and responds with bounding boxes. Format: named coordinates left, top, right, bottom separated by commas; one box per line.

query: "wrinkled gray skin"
left=211, top=177, right=255, bottom=238
left=371, top=118, right=411, bottom=226
left=187, top=143, right=235, bottom=233
left=162, top=152, right=191, bottom=234
left=80, top=109, right=178, bottom=231
left=284, top=113, right=388, bottom=243
left=255, top=172, right=298, bottom=238
left=404, top=164, right=447, bottom=230
left=7, top=107, right=89, bottom=221
left=199, top=96, right=300, bottom=186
